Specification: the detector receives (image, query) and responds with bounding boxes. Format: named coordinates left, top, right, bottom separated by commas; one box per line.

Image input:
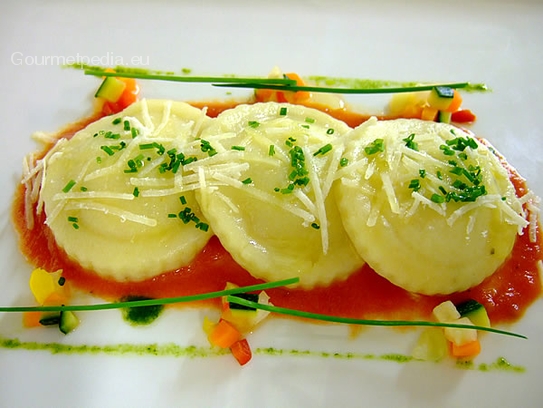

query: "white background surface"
left=0, top=1, right=542, bottom=407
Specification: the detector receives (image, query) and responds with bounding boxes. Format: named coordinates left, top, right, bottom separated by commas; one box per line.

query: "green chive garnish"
left=112, top=117, right=122, bottom=125
left=248, top=121, right=260, bottom=128
left=100, top=146, right=115, bottom=156
left=364, top=139, right=385, bottom=155
left=225, top=296, right=527, bottom=340
left=231, top=145, right=246, bottom=151
left=279, top=107, right=288, bottom=116
left=313, top=143, right=333, bottom=156
left=0, top=278, right=300, bottom=313
left=62, top=180, right=76, bottom=193
left=242, top=177, right=253, bottom=184
left=84, top=70, right=297, bottom=86
left=214, top=81, right=472, bottom=95
left=269, top=145, right=275, bottom=156
left=133, top=187, right=140, bottom=197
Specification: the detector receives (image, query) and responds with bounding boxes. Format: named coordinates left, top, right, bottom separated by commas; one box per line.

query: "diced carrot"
left=275, top=91, right=288, bottom=103
left=421, top=106, right=439, bottom=121
left=285, top=72, right=310, bottom=102
left=451, top=339, right=481, bottom=358
left=443, top=90, right=463, bottom=113
left=23, top=311, right=43, bottom=328
left=208, top=319, right=241, bottom=348
left=451, top=109, right=477, bottom=123
left=230, top=338, right=252, bottom=366
left=254, top=88, right=274, bottom=102
left=116, top=78, right=139, bottom=109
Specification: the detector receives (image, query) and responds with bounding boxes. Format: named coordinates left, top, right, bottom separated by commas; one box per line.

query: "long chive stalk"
left=84, top=70, right=297, bottom=86
left=0, top=278, right=299, bottom=313
left=213, top=82, right=471, bottom=94
left=226, top=296, right=527, bottom=340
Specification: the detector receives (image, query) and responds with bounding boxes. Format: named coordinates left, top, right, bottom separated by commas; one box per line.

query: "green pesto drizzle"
left=0, top=336, right=524, bottom=372
left=308, top=76, right=490, bottom=93
left=121, top=296, right=164, bottom=326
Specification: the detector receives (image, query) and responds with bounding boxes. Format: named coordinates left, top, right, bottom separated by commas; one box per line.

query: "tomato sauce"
left=11, top=100, right=542, bottom=324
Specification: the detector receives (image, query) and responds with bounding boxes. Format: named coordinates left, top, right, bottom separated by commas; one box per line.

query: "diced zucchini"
left=432, top=300, right=460, bottom=323
left=456, top=299, right=491, bottom=328
left=228, top=293, right=259, bottom=311
left=59, top=310, right=79, bottom=334
left=427, top=86, right=454, bottom=111
left=438, top=110, right=452, bottom=124
left=412, top=327, right=448, bottom=362
left=95, top=77, right=126, bottom=103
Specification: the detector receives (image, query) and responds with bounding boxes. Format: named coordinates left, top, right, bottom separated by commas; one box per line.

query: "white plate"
left=1, top=1, right=542, bottom=407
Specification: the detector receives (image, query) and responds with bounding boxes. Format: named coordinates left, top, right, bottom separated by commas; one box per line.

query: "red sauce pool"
left=11, top=100, right=542, bottom=324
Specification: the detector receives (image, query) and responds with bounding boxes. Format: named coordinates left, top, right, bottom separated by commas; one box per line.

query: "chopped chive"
left=242, top=177, right=253, bottom=185
left=279, top=107, right=288, bottom=116
left=96, top=157, right=102, bottom=164
left=80, top=186, right=88, bottom=192
left=311, top=223, right=320, bottom=230
left=100, top=146, right=115, bottom=156
left=419, top=169, right=426, bottom=178
left=431, top=193, right=445, bottom=204
left=200, top=139, right=217, bottom=157
left=104, top=132, right=121, bottom=139
left=196, top=222, right=209, bottom=232
left=58, top=277, right=66, bottom=286
left=112, top=117, right=122, bottom=125
left=402, top=133, right=418, bottom=151
left=180, top=196, right=187, bottom=205
left=326, top=128, right=335, bottom=135
left=133, top=187, right=140, bottom=197
left=437, top=170, right=443, bottom=180
left=72, top=223, right=80, bottom=230
left=248, top=120, right=260, bottom=128
left=131, top=128, right=139, bottom=138
left=408, top=179, right=421, bottom=192
left=313, top=143, right=333, bottom=156
left=340, top=157, right=349, bottom=167
left=67, top=216, right=78, bottom=223
left=0, top=278, right=300, bottom=313
left=268, top=145, right=275, bottom=156
left=62, top=180, right=76, bottom=193
left=231, top=145, right=246, bottom=151
left=123, top=120, right=131, bottom=131
left=364, top=139, right=385, bottom=155
left=439, top=145, right=455, bottom=156
left=225, top=296, right=526, bottom=339
left=305, top=117, right=316, bottom=124
left=301, top=124, right=310, bottom=129
left=168, top=213, right=177, bottom=218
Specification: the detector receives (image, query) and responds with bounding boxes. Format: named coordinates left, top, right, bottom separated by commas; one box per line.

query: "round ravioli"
left=40, top=99, right=213, bottom=281
left=196, top=102, right=364, bottom=288
left=334, top=118, right=527, bottom=295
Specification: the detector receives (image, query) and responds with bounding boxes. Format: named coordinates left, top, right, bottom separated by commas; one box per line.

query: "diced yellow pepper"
left=29, top=268, right=65, bottom=305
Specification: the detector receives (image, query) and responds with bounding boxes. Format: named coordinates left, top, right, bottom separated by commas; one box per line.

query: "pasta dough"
left=196, top=102, right=364, bottom=288
left=334, top=118, right=527, bottom=295
left=40, top=99, right=213, bottom=281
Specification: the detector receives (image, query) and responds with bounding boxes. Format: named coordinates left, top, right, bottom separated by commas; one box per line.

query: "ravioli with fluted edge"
left=334, top=118, right=528, bottom=295
left=39, top=99, right=213, bottom=281
left=195, top=102, right=365, bottom=288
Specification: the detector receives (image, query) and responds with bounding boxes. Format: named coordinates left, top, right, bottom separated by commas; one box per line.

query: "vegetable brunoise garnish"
left=6, top=67, right=542, bottom=366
